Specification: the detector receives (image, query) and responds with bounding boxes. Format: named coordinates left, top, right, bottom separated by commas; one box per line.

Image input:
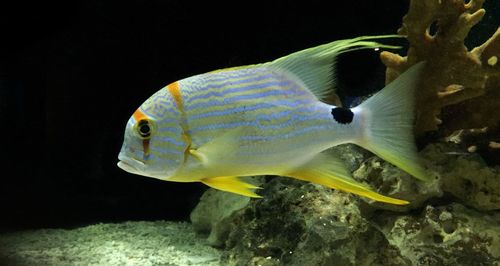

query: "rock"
left=331, top=143, right=442, bottom=212
left=220, top=177, right=409, bottom=266
left=375, top=203, right=500, bottom=265
left=347, top=142, right=499, bottom=212
left=190, top=177, right=262, bottom=247
left=331, top=144, right=373, bottom=173
left=214, top=177, right=500, bottom=265
left=352, top=155, right=442, bottom=212
left=189, top=141, right=500, bottom=265
left=421, top=142, right=500, bottom=211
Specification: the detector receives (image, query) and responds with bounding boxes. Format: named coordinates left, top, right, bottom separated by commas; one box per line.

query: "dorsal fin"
left=266, top=35, right=402, bottom=101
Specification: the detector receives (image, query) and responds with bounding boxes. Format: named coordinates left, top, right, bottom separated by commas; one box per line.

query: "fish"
left=117, top=35, right=430, bottom=205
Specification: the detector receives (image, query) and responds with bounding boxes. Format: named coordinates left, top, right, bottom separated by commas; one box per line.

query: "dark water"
left=1, top=0, right=498, bottom=232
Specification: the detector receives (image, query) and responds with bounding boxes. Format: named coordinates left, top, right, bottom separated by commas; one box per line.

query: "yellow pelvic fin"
left=286, top=153, right=409, bottom=205
left=201, top=176, right=262, bottom=198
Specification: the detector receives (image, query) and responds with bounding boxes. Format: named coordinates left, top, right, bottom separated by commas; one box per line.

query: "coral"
left=380, top=0, right=500, bottom=136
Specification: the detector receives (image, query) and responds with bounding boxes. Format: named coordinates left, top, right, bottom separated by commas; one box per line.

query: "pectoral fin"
left=201, top=176, right=262, bottom=198
left=286, top=153, right=409, bottom=205
left=193, top=127, right=246, bottom=166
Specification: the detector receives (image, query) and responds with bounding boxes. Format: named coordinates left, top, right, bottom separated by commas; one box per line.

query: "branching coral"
left=380, top=0, right=500, bottom=137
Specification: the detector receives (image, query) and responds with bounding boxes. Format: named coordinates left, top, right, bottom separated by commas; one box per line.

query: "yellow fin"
left=201, top=176, right=262, bottom=198
left=286, top=153, right=409, bottom=205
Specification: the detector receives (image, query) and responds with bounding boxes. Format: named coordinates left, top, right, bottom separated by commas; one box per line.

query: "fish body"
left=179, top=67, right=343, bottom=177
left=118, top=35, right=429, bottom=205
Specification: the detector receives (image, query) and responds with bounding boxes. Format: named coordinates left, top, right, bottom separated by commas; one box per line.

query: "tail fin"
left=268, top=35, right=403, bottom=101
left=352, top=62, right=430, bottom=181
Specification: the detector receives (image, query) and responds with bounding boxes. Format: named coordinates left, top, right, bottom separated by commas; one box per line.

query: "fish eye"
left=136, top=119, right=153, bottom=139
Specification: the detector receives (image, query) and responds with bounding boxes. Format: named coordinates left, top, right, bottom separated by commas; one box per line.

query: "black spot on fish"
left=331, top=107, right=353, bottom=124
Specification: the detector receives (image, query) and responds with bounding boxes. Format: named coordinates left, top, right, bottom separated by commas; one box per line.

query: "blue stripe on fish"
left=155, top=136, right=185, bottom=147
left=150, top=145, right=184, bottom=156
left=255, top=105, right=320, bottom=120
left=199, top=67, right=265, bottom=83
left=141, top=104, right=179, bottom=120
left=186, top=81, right=301, bottom=111
left=139, top=106, right=161, bottom=120
left=187, top=99, right=314, bottom=121
left=239, top=124, right=332, bottom=142
left=187, top=73, right=276, bottom=102
left=145, top=152, right=180, bottom=165
left=190, top=112, right=321, bottom=132
left=182, top=69, right=265, bottom=97
left=157, top=126, right=183, bottom=134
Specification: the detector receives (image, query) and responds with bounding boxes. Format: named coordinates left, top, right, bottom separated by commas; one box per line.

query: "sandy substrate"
left=0, top=221, right=221, bottom=266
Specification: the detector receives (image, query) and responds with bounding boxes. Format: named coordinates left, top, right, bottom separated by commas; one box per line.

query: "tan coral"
left=380, top=0, right=500, bottom=136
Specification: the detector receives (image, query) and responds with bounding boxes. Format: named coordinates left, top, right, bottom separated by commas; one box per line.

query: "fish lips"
left=117, top=155, right=145, bottom=176
left=117, top=153, right=173, bottom=180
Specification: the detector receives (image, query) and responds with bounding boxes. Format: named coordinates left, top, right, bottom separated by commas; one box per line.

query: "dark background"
left=1, top=0, right=497, bottom=231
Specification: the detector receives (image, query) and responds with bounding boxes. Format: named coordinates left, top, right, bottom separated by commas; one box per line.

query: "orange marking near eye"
left=143, top=139, right=150, bottom=158
left=132, top=108, right=150, bottom=160
left=133, top=108, right=148, bottom=122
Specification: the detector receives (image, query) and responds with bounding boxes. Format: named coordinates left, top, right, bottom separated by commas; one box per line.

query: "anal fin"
left=201, top=176, right=262, bottom=198
left=286, top=153, right=409, bottom=205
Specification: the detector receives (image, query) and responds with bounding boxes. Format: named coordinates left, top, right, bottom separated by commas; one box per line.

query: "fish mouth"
left=117, top=156, right=145, bottom=175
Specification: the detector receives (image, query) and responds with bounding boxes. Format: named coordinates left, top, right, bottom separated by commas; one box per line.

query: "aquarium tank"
left=1, top=0, right=499, bottom=265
